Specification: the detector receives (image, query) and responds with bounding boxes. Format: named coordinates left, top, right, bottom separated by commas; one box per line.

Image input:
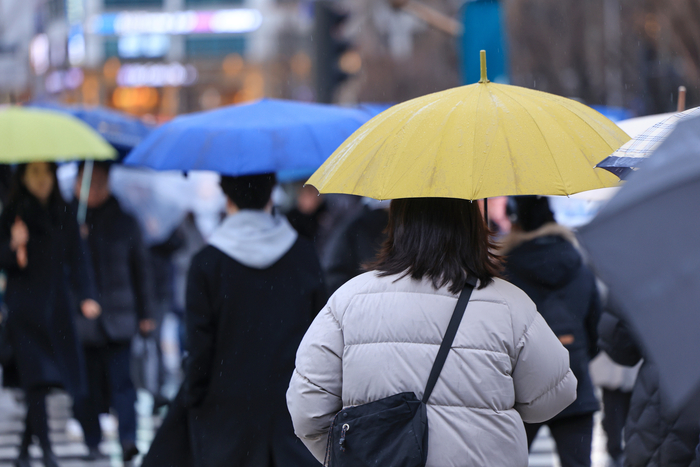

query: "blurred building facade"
left=1, top=0, right=698, bottom=116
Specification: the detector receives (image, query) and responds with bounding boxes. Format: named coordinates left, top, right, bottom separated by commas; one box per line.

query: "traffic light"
left=314, top=1, right=353, bottom=103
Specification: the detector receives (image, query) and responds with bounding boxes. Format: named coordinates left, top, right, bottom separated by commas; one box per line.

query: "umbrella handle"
left=483, top=198, right=488, bottom=225
left=77, top=160, right=94, bottom=225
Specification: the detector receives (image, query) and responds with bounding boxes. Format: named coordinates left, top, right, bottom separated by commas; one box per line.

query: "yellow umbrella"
left=308, top=52, right=629, bottom=201
left=0, top=106, right=116, bottom=163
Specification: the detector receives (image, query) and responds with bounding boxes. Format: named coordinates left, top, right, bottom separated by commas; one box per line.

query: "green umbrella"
left=0, top=106, right=117, bottom=224
left=0, top=106, right=116, bottom=163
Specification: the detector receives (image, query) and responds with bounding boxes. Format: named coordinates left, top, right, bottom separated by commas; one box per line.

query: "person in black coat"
left=598, top=309, right=700, bottom=467
left=501, top=196, right=601, bottom=467
left=322, top=201, right=389, bottom=294
left=0, top=162, right=99, bottom=467
left=144, top=172, right=325, bottom=467
left=71, top=162, right=155, bottom=461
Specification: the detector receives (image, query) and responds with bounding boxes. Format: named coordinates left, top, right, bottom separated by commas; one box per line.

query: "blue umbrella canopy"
left=30, top=102, right=153, bottom=159
left=123, top=99, right=374, bottom=177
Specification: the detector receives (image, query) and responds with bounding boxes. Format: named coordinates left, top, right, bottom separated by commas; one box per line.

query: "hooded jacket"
left=179, top=210, right=326, bottom=467
left=287, top=271, right=577, bottom=467
left=501, top=223, right=601, bottom=418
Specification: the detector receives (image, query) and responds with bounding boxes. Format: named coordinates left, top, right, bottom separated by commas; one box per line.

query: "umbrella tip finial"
left=479, top=50, right=489, bottom=84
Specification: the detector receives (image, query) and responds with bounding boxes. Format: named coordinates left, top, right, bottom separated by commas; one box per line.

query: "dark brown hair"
left=8, top=162, right=63, bottom=209
left=368, top=198, right=502, bottom=293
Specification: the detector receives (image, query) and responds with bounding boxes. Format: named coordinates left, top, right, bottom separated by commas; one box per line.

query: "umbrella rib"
left=499, top=87, right=569, bottom=194
left=422, top=95, right=465, bottom=198
left=529, top=93, right=620, bottom=188
left=485, top=87, right=519, bottom=198
left=377, top=100, right=444, bottom=198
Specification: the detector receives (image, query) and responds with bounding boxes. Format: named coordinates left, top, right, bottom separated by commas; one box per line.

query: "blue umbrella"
left=123, top=99, right=374, bottom=177
left=30, top=102, right=153, bottom=159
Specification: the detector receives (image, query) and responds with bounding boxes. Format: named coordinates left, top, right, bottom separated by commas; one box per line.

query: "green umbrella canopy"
left=0, top=107, right=117, bottom=163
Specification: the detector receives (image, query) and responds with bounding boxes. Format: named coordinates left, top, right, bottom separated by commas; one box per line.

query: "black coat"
left=0, top=192, right=94, bottom=396
left=181, top=238, right=325, bottom=467
left=599, top=311, right=700, bottom=467
left=503, top=226, right=601, bottom=418
left=76, top=196, right=153, bottom=346
left=322, top=206, right=388, bottom=294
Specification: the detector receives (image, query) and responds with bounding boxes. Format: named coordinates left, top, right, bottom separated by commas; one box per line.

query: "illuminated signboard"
left=117, top=62, right=198, bottom=87
left=45, top=68, right=85, bottom=94
left=89, top=9, right=263, bottom=36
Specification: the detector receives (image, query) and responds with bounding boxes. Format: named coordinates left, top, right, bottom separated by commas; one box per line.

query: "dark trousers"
left=602, top=389, right=632, bottom=461
left=21, top=387, right=51, bottom=453
left=526, top=413, right=594, bottom=467
left=74, top=342, right=137, bottom=447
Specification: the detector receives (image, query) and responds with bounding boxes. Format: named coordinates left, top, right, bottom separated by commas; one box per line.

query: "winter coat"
left=75, top=196, right=153, bottom=346
left=180, top=211, right=326, bottom=467
left=322, top=205, right=388, bottom=294
left=0, top=191, right=94, bottom=396
left=599, top=311, right=700, bottom=467
left=501, top=223, right=601, bottom=418
left=287, top=272, right=577, bottom=467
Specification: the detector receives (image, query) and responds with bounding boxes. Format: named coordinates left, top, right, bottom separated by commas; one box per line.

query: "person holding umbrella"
left=144, top=172, right=326, bottom=467
left=287, top=197, right=577, bottom=465
left=71, top=161, right=155, bottom=462
left=0, top=163, right=99, bottom=467
left=284, top=52, right=635, bottom=466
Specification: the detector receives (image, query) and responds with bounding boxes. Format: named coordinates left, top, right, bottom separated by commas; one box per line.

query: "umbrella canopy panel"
left=0, top=107, right=116, bottom=163
left=597, top=106, right=700, bottom=179
left=578, top=115, right=700, bottom=413
left=123, top=99, right=372, bottom=177
left=30, top=102, right=153, bottom=159
left=308, top=80, right=629, bottom=201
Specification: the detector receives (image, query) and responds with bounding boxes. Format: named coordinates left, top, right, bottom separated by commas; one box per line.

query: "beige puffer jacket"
left=287, top=272, right=577, bottom=466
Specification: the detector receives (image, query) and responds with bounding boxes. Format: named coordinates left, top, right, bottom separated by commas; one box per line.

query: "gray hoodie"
left=208, top=210, right=298, bottom=269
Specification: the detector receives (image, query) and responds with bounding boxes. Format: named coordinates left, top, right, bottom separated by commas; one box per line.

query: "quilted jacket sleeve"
left=287, top=304, right=344, bottom=463
left=512, top=311, right=578, bottom=424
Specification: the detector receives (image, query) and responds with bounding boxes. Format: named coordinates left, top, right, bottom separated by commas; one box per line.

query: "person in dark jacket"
left=0, top=162, right=99, bottom=467
left=322, top=200, right=389, bottom=294
left=146, top=172, right=325, bottom=467
left=501, top=196, right=601, bottom=467
left=598, top=309, right=700, bottom=467
left=71, top=162, right=155, bottom=462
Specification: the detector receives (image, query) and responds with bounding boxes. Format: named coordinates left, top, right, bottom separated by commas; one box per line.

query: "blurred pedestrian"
left=285, top=184, right=333, bottom=255
left=501, top=196, right=601, bottom=467
left=150, top=173, right=325, bottom=467
left=0, top=162, right=98, bottom=467
left=598, top=310, right=700, bottom=467
left=71, top=161, right=155, bottom=462
left=322, top=198, right=389, bottom=294
left=170, top=212, right=205, bottom=361
left=589, top=288, right=640, bottom=467
left=136, top=230, right=182, bottom=410
left=287, top=197, right=577, bottom=466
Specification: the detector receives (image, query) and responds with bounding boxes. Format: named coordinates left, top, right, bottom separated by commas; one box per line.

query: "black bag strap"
left=422, top=277, right=477, bottom=404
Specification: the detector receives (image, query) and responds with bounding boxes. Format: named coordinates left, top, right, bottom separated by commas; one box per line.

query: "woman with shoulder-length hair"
left=0, top=162, right=99, bottom=467
left=287, top=197, right=577, bottom=466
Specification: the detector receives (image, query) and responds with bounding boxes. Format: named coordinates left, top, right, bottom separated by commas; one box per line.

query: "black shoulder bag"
left=324, top=277, right=477, bottom=467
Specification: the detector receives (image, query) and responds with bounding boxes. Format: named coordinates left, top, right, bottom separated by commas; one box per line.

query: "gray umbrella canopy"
left=578, top=115, right=700, bottom=413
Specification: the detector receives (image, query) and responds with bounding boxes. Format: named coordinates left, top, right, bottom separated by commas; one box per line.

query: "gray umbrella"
left=578, top=114, right=700, bottom=413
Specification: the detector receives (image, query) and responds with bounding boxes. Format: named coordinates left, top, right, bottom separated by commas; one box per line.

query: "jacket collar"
left=498, top=222, right=578, bottom=255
